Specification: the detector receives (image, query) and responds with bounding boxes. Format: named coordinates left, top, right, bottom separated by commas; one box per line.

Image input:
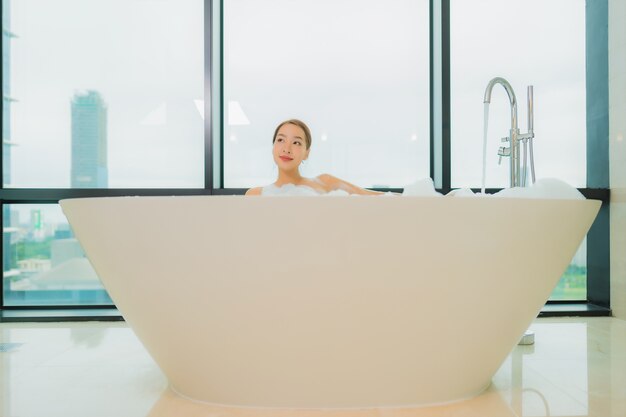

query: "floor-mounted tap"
left=483, top=77, right=535, bottom=187
left=483, top=77, right=537, bottom=346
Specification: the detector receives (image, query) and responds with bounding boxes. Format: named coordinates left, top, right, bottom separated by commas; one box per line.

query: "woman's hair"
left=272, top=119, right=312, bottom=150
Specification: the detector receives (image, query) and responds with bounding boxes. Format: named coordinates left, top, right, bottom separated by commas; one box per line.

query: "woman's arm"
left=317, top=174, right=385, bottom=195
left=245, top=187, right=262, bottom=196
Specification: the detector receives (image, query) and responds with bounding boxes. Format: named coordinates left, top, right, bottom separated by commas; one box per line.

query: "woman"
left=245, top=119, right=384, bottom=196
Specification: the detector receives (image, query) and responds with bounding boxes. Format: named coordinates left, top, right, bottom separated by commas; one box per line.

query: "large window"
left=0, top=0, right=609, bottom=312
left=223, top=0, right=431, bottom=189
left=450, top=0, right=586, bottom=189
left=6, top=0, right=204, bottom=188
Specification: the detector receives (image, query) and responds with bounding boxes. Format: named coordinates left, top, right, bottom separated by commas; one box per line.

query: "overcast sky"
left=8, top=0, right=586, bottom=194
left=9, top=0, right=204, bottom=188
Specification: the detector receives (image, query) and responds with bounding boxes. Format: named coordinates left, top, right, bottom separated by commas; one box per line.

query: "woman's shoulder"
left=315, top=173, right=340, bottom=185
left=313, top=174, right=351, bottom=193
left=245, top=187, right=263, bottom=196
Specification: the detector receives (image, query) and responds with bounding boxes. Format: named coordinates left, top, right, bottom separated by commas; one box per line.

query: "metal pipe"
left=522, top=138, right=528, bottom=187
left=530, top=139, right=536, bottom=183
left=527, top=86, right=534, bottom=135
left=527, top=86, right=536, bottom=184
left=484, top=77, right=519, bottom=187
left=483, top=77, right=518, bottom=132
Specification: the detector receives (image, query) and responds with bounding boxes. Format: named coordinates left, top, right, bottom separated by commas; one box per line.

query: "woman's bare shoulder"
left=245, top=187, right=263, bottom=196
left=315, top=173, right=340, bottom=185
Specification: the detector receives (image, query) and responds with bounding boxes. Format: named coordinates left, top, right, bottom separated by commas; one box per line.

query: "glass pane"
left=223, top=0, right=430, bottom=189
left=450, top=0, right=586, bottom=188
left=4, top=0, right=204, bottom=188
left=3, top=204, right=112, bottom=306
left=549, top=238, right=587, bottom=301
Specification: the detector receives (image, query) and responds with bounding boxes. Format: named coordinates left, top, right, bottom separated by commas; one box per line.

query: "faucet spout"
left=483, top=77, right=520, bottom=187
left=483, top=77, right=518, bottom=131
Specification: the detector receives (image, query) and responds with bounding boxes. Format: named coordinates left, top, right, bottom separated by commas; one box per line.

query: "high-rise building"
left=71, top=90, right=108, bottom=188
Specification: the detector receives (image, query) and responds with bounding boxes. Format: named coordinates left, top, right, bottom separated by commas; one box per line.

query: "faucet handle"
left=501, top=136, right=509, bottom=143
left=498, top=146, right=510, bottom=165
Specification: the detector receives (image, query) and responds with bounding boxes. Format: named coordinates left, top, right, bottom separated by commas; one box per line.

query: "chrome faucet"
left=483, top=77, right=535, bottom=187
left=484, top=79, right=538, bottom=347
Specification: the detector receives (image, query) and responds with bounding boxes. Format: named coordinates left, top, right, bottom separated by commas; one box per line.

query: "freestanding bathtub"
left=60, top=196, right=600, bottom=408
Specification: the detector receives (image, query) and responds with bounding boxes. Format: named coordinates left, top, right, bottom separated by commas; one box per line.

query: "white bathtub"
left=60, top=196, right=600, bottom=408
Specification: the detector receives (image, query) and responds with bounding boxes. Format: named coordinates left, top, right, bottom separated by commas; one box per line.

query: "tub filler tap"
left=484, top=78, right=537, bottom=346
left=483, top=77, right=536, bottom=187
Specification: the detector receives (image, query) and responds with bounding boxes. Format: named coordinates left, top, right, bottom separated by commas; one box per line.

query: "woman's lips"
left=280, top=156, right=293, bottom=161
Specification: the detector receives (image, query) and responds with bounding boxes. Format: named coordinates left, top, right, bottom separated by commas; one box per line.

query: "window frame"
left=0, top=0, right=610, bottom=316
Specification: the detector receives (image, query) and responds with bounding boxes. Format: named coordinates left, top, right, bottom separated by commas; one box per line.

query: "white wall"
left=609, top=0, right=626, bottom=319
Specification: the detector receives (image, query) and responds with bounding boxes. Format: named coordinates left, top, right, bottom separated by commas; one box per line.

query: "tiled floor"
left=1, top=317, right=625, bottom=417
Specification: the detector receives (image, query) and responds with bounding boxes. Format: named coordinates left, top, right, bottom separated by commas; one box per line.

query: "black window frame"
left=0, top=0, right=610, bottom=317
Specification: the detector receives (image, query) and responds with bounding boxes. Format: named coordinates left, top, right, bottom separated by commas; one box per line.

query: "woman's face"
left=272, top=123, right=310, bottom=170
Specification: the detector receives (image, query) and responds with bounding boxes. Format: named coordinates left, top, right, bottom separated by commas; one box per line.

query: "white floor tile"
left=1, top=317, right=625, bottom=417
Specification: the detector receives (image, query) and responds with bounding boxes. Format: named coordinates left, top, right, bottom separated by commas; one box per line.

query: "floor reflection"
left=71, top=326, right=106, bottom=347
left=145, top=388, right=517, bottom=417
left=2, top=318, right=626, bottom=417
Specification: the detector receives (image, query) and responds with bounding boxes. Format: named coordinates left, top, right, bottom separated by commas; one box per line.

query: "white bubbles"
left=401, top=177, right=442, bottom=197
left=494, top=178, right=585, bottom=200
left=261, top=183, right=320, bottom=196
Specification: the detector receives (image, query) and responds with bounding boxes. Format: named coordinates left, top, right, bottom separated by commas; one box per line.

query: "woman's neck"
left=275, top=170, right=305, bottom=186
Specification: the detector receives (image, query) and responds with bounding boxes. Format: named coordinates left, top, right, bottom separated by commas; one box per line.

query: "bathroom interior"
left=1, top=0, right=625, bottom=416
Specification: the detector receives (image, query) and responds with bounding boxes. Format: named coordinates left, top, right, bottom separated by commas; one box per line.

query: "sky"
left=6, top=0, right=586, bottom=190
left=9, top=0, right=204, bottom=188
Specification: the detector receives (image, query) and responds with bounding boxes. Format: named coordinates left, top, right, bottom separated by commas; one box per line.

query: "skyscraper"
left=71, top=90, right=108, bottom=188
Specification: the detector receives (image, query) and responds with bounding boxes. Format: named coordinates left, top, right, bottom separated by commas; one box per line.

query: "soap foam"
left=446, top=188, right=476, bottom=197
left=402, top=178, right=584, bottom=200
left=402, top=178, right=443, bottom=197
left=494, top=178, right=585, bottom=200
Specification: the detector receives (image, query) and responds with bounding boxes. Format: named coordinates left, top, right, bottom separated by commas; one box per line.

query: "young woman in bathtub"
left=245, top=119, right=385, bottom=196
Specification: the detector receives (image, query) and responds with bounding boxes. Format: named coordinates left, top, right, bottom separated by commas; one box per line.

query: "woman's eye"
left=294, top=141, right=302, bottom=146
